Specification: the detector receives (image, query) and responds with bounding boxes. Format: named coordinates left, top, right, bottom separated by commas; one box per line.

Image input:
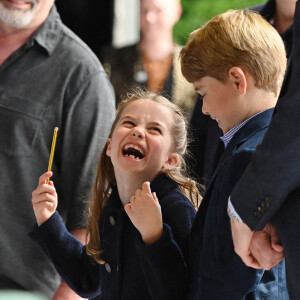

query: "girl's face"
left=106, top=99, right=178, bottom=181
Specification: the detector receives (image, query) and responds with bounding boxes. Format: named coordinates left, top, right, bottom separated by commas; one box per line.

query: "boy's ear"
left=106, top=138, right=112, bottom=157
left=162, top=153, right=180, bottom=170
left=228, top=67, right=247, bottom=95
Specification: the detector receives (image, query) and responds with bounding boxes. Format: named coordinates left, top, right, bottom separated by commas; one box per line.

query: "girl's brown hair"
left=86, top=88, right=201, bottom=263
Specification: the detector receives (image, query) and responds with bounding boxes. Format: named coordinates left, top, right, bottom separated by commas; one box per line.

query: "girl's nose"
left=131, top=128, right=144, bottom=138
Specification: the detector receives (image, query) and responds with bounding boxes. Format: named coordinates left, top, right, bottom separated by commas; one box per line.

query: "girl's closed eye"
left=122, top=120, right=135, bottom=127
left=149, top=126, right=162, bottom=134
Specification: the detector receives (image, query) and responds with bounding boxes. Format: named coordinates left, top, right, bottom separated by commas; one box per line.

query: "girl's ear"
left=162, top=153, right=180, bottom=170
left=228, top=66, right=247, bottom=95
left=106, top=138, right=112, bottom=157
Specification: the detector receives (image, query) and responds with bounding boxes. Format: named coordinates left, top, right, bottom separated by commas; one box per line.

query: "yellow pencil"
left=46, top=127, right=58, bottom=184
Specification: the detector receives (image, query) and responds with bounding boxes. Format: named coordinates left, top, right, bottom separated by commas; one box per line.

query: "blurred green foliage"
left=174, top=0, right=266, bottom=45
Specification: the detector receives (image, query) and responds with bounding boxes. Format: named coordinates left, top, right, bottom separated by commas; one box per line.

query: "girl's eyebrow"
left=120, top=115, right=136, bottom=121
left=148, top=121, right=164, bottom=128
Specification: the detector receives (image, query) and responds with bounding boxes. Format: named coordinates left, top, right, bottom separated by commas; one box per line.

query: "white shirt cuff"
left=228, top=197, right=243, bottom=222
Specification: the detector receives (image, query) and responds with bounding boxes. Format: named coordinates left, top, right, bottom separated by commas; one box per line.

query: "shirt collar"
left=220, top=112, right=262, bottom=148
left=30, top=5, right=62, bottom=56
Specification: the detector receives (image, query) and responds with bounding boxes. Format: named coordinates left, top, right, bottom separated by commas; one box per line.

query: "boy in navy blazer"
left=178, top=10, right=289, bottom=299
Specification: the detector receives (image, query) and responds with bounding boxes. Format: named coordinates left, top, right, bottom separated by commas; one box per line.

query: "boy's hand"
left=125, top=182, right=163, bottom=244
left=230, top=219, right=262, bottom=269
left=32, top=171, right=58, bottom=226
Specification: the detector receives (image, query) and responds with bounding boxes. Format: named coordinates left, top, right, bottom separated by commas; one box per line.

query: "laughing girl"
left=29, top=89, right=200, bottom=300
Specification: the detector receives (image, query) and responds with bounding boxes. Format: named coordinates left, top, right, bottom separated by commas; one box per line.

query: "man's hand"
left=250, top=222, right=284, bottom=270
left=125, top=182, right=163, bottom=244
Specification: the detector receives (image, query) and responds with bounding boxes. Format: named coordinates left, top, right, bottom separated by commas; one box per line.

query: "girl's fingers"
left=32, top=183, right=56, bottom=198
left=130, top=195, right=136, bottom=204
left=32, top=192, right=57, bottom=204
left=142, top=181, right=151, bottom=194
left=135, top=189, right=142, bottom=197
left=38, top=171, right=53, bottom=185
left=152, top=192, right=158, bottom=202
left=124, top=203, right=131, bottom=215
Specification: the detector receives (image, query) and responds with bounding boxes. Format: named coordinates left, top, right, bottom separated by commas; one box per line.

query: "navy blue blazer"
left=28, top=174, right=196, bottom=299
left=231, top=2, right=300, bottom=298
left=188, top=109, right=288, bottom=299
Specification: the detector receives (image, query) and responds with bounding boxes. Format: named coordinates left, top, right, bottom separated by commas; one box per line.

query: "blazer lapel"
left=203, top=108, right=274, bottom=198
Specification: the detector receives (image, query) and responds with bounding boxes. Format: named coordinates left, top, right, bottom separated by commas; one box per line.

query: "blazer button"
left=105, top=263, right=111, bottom=273
left=257, top=205, right=266, bottom=213
left=264, top=195, right=273, bottom=204
left=109, top=216, right=115, bottom=226
left=254, top=211, right=262, bottom=218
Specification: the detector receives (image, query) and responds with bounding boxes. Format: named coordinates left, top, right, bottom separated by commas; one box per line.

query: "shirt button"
left=109, top=216, right=115, bottom=226
left=105, top=263, right=111, bottom=273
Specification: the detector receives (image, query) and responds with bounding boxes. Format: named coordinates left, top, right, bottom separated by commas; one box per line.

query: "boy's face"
left=193, top=76, right=246, bottom=134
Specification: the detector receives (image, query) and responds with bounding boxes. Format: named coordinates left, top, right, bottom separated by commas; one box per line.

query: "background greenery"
left=174, top=0, right=266, bottom=45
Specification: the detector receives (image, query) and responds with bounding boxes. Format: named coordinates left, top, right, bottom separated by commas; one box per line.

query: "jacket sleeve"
left=28, top=212, right=102, bottom=298
left=230, top=1, right=300, bottom=231
left=135, top=199, right=196, bottom=300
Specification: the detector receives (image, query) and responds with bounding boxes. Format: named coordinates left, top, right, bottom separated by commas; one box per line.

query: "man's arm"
left=230, top=0, right=300, bottom=231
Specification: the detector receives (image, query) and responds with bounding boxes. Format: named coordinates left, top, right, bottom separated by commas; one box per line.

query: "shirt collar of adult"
left=30, top=5, right=62, bottom=56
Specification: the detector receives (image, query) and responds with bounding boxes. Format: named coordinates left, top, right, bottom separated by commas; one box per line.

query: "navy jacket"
left=188, top=109, right=288, bottom=299
left=231, top=2, right=300, bottom=298
left=28, top=174, right=196, bottom=299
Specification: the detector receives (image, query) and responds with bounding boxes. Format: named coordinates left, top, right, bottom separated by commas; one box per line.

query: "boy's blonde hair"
left=86, top=88, right=201, bottom=263
left=180, top=9, right=287, bottom=95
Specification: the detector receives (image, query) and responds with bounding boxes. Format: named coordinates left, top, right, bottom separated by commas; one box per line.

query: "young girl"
left=29, top=89, right=200, bottom=300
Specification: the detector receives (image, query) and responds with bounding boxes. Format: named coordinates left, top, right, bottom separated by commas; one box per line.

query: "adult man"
left=0, top=0, right=115, bottom=299
left=229, top=1, right=300, bottom=299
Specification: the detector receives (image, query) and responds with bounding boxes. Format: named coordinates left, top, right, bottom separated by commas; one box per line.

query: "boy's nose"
left=202, top=104, right=209, bottom=115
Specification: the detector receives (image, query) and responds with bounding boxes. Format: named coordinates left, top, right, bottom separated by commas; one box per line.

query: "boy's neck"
left=240, top=88, right=277, bottom=123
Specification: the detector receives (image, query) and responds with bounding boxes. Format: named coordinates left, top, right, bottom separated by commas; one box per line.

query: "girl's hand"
left=125, top=182, right=163, bottom=244
left=32, top=171, right=58, bottom=226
